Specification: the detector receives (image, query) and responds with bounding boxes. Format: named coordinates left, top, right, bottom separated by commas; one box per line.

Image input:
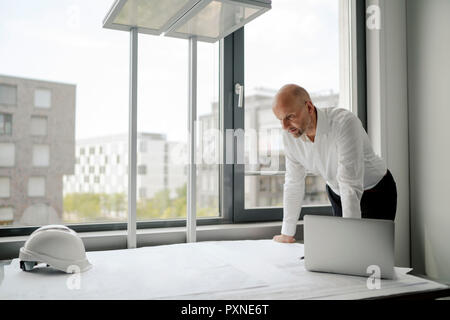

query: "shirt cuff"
left=341, top=194, right=362, bottom=219
left=281, top=221, right=298, bottom=237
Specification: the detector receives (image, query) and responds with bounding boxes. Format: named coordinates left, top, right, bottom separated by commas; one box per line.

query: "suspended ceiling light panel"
left=103, top=0, right=271, bottom=42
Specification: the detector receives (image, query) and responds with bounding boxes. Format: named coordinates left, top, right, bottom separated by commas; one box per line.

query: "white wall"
left=407, top=0, right=450, bottom=281
left=366, top=0, right=410, bottom=267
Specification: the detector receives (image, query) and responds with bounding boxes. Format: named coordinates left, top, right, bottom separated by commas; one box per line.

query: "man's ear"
left=306, top=101, right=314, bottom=114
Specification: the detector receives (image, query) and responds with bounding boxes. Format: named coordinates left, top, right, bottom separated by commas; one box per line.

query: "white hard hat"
left=19, top=225, right=92, bottom=273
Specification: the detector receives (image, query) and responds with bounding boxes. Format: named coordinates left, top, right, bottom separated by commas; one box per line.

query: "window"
left=0, top=143, right=15, bottom=167
left=138, top=165, right=147, bottom=175
left=0, top=84, right=17, bottom=106
left=0, top=1, right=128, bottom=228
left=0, top=113, right=12, bottom=135
left=32, top=144, right=50, bottom=167
left=134, top=35, right=220, bottom=222
left=139, top=141, right=147, bottom=153
left=30, top=116, right=47, bottom=136
left=196, top=41, right=220, bottom=218
left=232, top=0, right=355, bottom=222
left=0, top=207, right=14, bottom=226
left=0, top=1, right=359, bottom=235
left=34, top=88, right=51, bottom=108
left=136, top=35, right=188, bottom=222
left=28, top=177, right=46, bottom=197
left=139, top=187, right=147, bottom=199
left=0, top=177, right=10, bottom=198
left=243, top=0, right=339, bottom=210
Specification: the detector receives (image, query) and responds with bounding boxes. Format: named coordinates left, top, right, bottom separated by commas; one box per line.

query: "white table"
left=0, top=240, right=447, bottom=300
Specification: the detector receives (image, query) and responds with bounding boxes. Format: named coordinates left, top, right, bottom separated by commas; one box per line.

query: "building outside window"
left=32, top=144, right=50, bottom=167
left=0, top=143, right=15, bottom=167
left=138, top=165, right=147, bottom=175
left=139, top=187, right=147, bottom=199
left=0, top=177, right=10, bottom=198
left=0, top=84, right=17, bottom=106
left=28, top=177, right=46, bottom=198
left=0, top=113, right=12, bottom=135
left=34, top=88, right=51, bottom=108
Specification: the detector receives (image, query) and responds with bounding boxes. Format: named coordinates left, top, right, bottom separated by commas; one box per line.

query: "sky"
left=0, top=0, right=339, bottom=142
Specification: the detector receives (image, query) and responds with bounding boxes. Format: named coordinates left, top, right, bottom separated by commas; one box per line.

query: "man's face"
left=273, top=99, right=312, bottom=138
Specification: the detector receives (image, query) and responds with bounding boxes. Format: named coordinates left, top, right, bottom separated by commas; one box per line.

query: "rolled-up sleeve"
left=281, top=137, right=306, bottom=236
left=336, top=116, right=365, bottom=219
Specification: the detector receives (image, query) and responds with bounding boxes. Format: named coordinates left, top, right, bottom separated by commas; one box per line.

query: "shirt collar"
left=300, top=107, right=329, bottom=142
left=315, top=107, right=330, bottom=137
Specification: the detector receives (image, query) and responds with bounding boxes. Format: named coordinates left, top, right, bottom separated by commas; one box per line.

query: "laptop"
left=303, top=215, right=395, bottom=279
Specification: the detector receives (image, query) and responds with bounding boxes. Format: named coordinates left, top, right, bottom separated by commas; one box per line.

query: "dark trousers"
left=326, top=170, right=397, bottom=221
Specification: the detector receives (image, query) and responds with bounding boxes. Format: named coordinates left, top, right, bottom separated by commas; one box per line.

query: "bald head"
left=273, top=84, right=311, bottom=111
left=272, top=84, right=316, bottom=139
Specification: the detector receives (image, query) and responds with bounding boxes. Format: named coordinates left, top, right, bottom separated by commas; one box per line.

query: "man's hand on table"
left=273, top=234, right=296, bottom=243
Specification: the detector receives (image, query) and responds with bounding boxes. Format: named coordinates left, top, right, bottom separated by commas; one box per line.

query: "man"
left=272, top=84, right=397, bottom=243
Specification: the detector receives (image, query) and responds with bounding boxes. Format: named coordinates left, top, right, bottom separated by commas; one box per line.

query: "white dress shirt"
left=281, top=107, right=387, bottom=236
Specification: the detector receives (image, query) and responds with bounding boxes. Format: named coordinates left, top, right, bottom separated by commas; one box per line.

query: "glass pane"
left=0, top=113, right=13, bottom=135
left=135, top=37, right=220, bottom=221
left=196, top=41, right=220, bottom=218
left=0, top=177, right=10, bottom=198
left=0, top=143, right=15, bottom=167
left=28, top=177, right=46, bottom=197
left=34, top=88, right=52, bottom=108
left=135, top=35, right=188, bottom=222
left=0, top=0, right=129, bottom=226
left=0, top=84, right=17, bottom=105
left=244, top=0, right=340, bottom=209
left=32, top=144, right=50, bottom=167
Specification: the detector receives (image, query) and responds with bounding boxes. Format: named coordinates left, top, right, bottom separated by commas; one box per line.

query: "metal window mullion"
left=187, top=36, right=197, bottom=243
left=128, top=27, right=138, bottom=249
left=355, top=0, right=367, bottom=130
left=220, top=33, right=235, bottom=223
left=232, top=27, right=247, bottom=221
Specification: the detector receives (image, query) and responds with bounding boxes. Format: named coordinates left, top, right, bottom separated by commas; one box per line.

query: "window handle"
left=235, top=83, right=244, bottom=108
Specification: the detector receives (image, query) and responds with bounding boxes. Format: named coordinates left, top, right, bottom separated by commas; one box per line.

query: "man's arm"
left=336, top=116, right=365, bottom=219
left=278, top=139, right=306, bottom=240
